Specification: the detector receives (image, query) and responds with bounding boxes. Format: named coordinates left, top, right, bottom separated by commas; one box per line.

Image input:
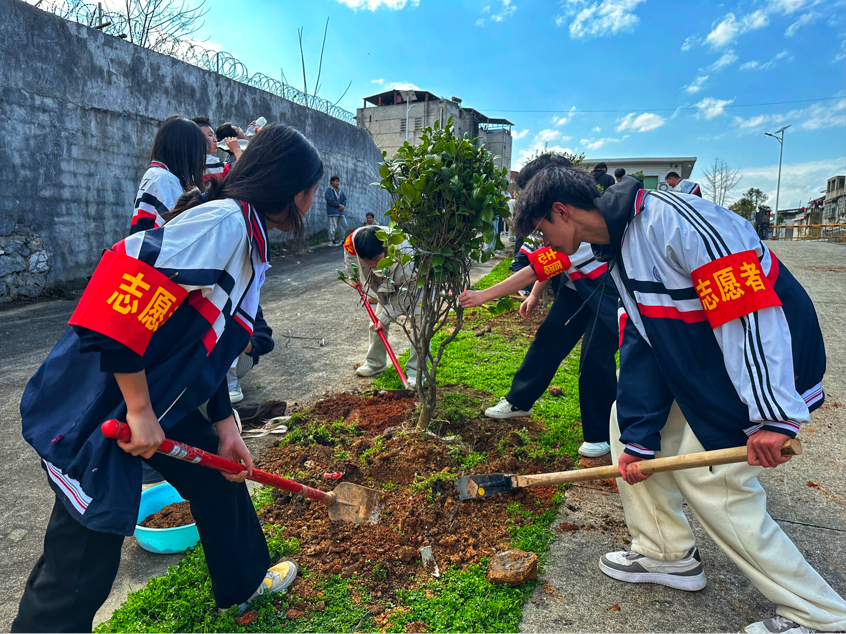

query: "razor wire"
left=32, top=0, right=357, bottom=125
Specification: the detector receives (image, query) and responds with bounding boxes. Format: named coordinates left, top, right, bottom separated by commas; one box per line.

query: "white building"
left=584, top=157, right=698, bottom=190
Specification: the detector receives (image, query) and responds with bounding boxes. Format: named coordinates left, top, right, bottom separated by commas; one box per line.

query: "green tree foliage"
left=729, top=187, right=769, bottom=221
left=376, top=117, right=510, bottom=430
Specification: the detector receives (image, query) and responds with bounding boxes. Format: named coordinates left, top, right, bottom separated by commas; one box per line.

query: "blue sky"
left=192, top=0, right=845, bottom=209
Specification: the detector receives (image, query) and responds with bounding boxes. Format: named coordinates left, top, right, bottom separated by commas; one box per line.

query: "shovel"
left=354, top=283, right=412, bottom=392
left=456, top=439, right=802, bottom=500
left=101, top=420, right=382, bottom=524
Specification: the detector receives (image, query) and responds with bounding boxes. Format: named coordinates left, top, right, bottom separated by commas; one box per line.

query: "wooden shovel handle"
left=515, top=439, right=802, bottom=488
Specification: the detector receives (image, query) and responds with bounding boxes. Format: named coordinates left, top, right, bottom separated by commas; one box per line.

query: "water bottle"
left=217, top=139, right=249, bottom=151
left=246, top=116, right=267, bottom=137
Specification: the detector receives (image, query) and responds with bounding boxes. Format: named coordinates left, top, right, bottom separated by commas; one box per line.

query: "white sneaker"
left=743, top=617, right=817, bottom=633
left=356, top=363, right=388, bottom=377
left=221, top=561, right=298, bottom=614
left=599, top=547, right=706, bottom=591
left=579, top=441, right=611, bottom=457
left=485, top=398, right=532, bottom=419
left=229, top=385, right=244, bottom=403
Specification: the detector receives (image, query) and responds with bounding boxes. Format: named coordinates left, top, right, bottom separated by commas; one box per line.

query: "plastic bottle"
left=217, top=139, right=249, bottom=151
left=246, top=116, right=267, bottom=137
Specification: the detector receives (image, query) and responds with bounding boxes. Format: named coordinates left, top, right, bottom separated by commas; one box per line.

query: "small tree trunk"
left=416, top=384, right=436, bottom=431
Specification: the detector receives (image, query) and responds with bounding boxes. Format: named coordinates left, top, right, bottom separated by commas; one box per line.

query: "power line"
left=484, top=95, right=844, bottom=114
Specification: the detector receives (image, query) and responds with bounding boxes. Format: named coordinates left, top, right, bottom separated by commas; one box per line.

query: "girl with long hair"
left=14, top=124, right=323, bottom=632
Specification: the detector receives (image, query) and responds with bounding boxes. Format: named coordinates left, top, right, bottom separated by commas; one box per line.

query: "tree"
left=728, top=187, right=768, bottom=221
left=372, top=118, right=509, bottom=431
left=702, top=158, right=742, bottom=207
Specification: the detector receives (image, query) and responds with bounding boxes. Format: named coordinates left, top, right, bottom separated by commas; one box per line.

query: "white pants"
left=362, top=305, right=420, bottom=380
left=226, top=352, right=255, bottom=391
left=328, top=215, right=341, bottom=242
left=610, top=403, right=846, bottom=630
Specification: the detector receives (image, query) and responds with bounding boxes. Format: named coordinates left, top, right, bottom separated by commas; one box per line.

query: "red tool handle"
left=355, top=283, right=410, bottom=389
left=101, top=420, right=333, bottom=504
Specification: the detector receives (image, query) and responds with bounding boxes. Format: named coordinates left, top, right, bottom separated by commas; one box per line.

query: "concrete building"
left=357, top=89, right=514, bottom=171
left=584, top=157, right=698, bottom=190
left=823, top=175, right=846, bottom=224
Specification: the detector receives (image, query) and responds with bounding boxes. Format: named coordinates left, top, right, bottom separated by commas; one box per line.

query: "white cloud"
left=537, top=129, right=561, bottom=142
left=556, top=0, right=646, bottom=40
left=580, top=137, right=622, bottom=151
left=729, top=156, right=846, bottom=209
left=616, top=112, right=666, bottom=132
left=512, top=129, right=530, bottom=140
left=552, top=107, right=577, bottom=126
left=592, top=126, right=602, bottom=132
left=332, top=0, right=419, bottom=9
left=733, top=98, right=846, bottom=133
left=681, top=35, right=699, bottom=51
left=695, top=97, right=736, bottom=119
left=684, top=75, right=709, bottom=94
left=387, top=81, right=420, bottom=90
left=709, top=49, right=739, bottom=71
left=836, top=39, right=846, bottom=63
left=785, top=11, right=818, bottom=36
left=705, top=11, right=769, bottom=48
left=513, top=139, right=577, bottom=169
left=477, top=0, right=516, bottom=26
left=739, top=50, right=789, bottom=71
left=767, top=0, right=816, bottom=16
left=371, top=78, right=385, bottom=84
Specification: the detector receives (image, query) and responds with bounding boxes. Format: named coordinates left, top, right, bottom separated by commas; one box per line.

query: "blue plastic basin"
left=135, top=483, right=200, bottom=555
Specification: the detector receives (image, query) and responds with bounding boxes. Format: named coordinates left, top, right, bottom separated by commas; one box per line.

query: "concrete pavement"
left=520, top=241, right=846, bottom=633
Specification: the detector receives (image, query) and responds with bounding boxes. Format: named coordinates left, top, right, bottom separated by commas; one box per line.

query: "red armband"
left=691, top=250, right=781, bottom=329
left=344, top=233, right=356, bottom=255
left=527, top=247, right=571, bottom=282
left=69, top=251, right=188, bottom=355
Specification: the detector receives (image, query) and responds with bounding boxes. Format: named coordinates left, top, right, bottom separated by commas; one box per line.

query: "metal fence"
left=32, top=0, right=357, bottom=125
left=769, top=225, right=846, bottom=242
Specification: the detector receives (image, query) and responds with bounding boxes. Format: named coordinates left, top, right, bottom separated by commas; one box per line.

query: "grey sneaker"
left=485, top=398, right=532, bottom=419
left=743, top=617, right=817, bottom=633
left=600, top=547, right=706, bottom=591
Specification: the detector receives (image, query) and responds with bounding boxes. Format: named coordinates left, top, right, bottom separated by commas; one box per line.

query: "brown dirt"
left=311, top=392, right=417, bottom=432
left=140, top=501, right=195, bottom=528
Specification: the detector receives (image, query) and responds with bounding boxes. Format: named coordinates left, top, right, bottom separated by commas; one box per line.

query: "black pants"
left=13, top=411, right=270, bottom=633
left=506, top=285, right=618, bottom=443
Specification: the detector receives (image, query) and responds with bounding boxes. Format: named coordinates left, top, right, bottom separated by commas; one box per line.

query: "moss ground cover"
left=97, top=257, right=586, bottom=633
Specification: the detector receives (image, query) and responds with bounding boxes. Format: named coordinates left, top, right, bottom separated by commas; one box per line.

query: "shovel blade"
left=327, top=482, right=383, bottom=525
left=455, top=474, right=516, bottom=500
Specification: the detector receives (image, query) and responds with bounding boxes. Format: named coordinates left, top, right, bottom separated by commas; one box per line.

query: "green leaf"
left=376, top=257, right=392, bottom=269
left=440, top=246, right=454, bottom=256
left=431, top=255, right=445, bottom=266
left=389, top=233, right=405, bottom=245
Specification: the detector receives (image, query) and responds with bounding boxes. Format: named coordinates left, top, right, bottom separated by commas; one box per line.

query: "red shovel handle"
left=354, top=284, right=410, bottom=389
left=101, top=420, right=333, bottom=504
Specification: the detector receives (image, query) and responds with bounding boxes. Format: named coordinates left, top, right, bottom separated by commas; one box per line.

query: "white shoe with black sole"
left=599, top=547, right=706, bottom=591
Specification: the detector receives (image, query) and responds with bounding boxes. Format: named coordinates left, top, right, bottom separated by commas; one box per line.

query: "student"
left=227, top=306, right=274, bottom=403
left=665, top=171, right=702, bottom=196
left=14, top=124, right=324, bottom=633
left=591, top=162, right=616, bottom=191
left=192, top=116, right=228, bottom=180
left=511, top=168, right=845, bottom=634
left=364, top=212, right=376, bottom=226
left=343, top=225, right=423, bottom=386
left=130, top=116, right=206, bottom=234
left=215, top=122, right=248, bottom=163
left=614, top=168, right=626, bottom=183
left=325, top=175, right=347, bottom=246
left=459, top=153, right=618, bottom=458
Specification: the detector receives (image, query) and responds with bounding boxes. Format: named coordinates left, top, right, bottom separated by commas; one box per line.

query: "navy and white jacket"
left=21, top=198, right=270, bottom=535
left=673, top=179, right=702, bottom=197
left=130, top=161, right=183, bottom=234
left=593, top=177, right=825, bottom=457
left=204, top=153, right=230, bottom=181
left=247, top=306, right=274, bottom=366
left=514, top=240, right=619, bottom=334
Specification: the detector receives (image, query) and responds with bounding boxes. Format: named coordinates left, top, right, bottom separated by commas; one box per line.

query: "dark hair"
left=512, top=166, right=599, bottom=238
left=614, top=168, right=626, bottom=179
left=365, top=212, right=375, bottom=218
left=150, top=115, right=207, bottom=191
left=593, top=162, right=607, bottom=172
left=666, top=171, right=681, bottom=180
left=515, top=153, right=573, bottom=189
left=215, top=122, right=239, bottom=141
left=330, top=175, right=340, bottom=183
left=353, top=226, right=387, bottom=260
left=192, top=116, right=212, bottom=129
left=168, top=123, right=324, bottom=237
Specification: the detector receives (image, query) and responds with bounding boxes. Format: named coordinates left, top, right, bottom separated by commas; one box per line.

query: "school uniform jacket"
left=20, top=198, right=270, bottom=535
left=204, top=153, right=230, bottom=181
left=130, top=162, right=183, bottom=234
left=515, top=240, right=619, bottom=333
left=673, top=179, right=702, bottom=197
left=592, top=177, right=825, bottom=457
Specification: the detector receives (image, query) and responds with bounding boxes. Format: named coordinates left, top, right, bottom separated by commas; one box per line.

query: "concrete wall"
left=0, top=0, right=390, bottom=299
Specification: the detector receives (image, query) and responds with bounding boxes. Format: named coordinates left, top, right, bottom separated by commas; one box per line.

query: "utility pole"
left=765, top=125, right=791, bottom=216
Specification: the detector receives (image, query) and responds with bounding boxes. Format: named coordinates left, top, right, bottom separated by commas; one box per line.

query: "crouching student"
left=13, top=124, right=324, bottom=633
left=227, top=306, right=274, bottom=404
left=512, top=167, right=845, bottom=633
left=343, top=225, right=424, bottom=386
left=130, top=115, right=207, bottom=233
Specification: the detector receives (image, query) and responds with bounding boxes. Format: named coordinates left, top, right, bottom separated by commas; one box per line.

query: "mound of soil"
left=311, top=392, right=417, bottom=432
left=140, top=501, right=195, bottom=529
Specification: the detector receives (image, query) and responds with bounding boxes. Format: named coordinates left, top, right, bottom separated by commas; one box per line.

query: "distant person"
left=325, top=175, right=347, bottom=246
left=130, top=115, right=206, bottom=234
left=364, top=212, right=376, bottom=226
left=192, top=116, right=228, bottom=180
left=228, top=307, right=274, bottom=403
left=614, top=168, right=626, bottom=182
left=215, top=122, right=248, bottom=164
left=591, top=162, right=616, bottom=191
left=666, top=171, right=702, bottom=197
